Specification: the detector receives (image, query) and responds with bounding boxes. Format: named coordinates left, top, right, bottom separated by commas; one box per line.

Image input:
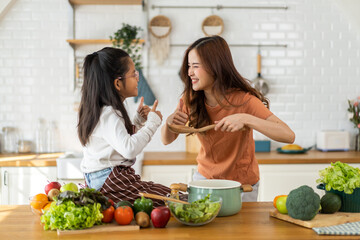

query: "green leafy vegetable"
left=56, top=188, right=111, bottom=210
left=40, top=200, right=103, bottom=230
left=316, top=161, right=360, bottom=194
left=169, top=194, right=221, bottom=224
left=40, top=188, right=109, bottom=230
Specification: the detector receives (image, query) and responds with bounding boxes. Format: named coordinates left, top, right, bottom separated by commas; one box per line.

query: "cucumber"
left=320, top=193, right=342, bottom=214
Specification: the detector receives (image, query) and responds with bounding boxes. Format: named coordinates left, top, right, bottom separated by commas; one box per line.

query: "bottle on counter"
left=34, top=118, right=46, bottom=153
left=46, top=121, right=59, bottom=153
left=2, top=127, right=19, bottom=153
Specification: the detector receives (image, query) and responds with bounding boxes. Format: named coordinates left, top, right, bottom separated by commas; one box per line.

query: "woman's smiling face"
left=187, top=49, right=214, bottom=92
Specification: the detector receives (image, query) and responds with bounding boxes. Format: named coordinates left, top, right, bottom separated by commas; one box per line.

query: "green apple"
left=276, top=196, right=288, bottom=214
left=60, top=182, right=78, bottom=192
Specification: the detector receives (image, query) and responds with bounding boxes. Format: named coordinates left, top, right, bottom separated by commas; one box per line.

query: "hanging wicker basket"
left=201, top=15, right=224, bottom=36
left=149, top=15, right=172, bottom=38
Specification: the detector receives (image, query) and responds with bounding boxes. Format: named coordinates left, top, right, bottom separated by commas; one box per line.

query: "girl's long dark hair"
left=78, top=47, right=134, bottom=146
left=180, top=35, right=269, bottom=129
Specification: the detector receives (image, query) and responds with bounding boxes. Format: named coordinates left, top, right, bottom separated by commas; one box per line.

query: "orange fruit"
left=42, top=202, right=53, bottom=211
left=30, top=193, right=49, bottom=210
left=273, top=195, right=287, bottom=208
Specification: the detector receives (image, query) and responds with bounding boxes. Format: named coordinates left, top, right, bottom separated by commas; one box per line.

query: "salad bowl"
left=167, top=194, right=222, bottom=226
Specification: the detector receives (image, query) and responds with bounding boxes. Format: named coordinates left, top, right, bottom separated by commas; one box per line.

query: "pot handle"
left=241, top=184, right=253, bottom=192
left=170, top=183, right=188, bottom=199
left=316, top=183, right=325, bottom=190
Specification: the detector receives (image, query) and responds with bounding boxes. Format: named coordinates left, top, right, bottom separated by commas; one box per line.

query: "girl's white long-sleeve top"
left=80, top=106, right=161, bottom=173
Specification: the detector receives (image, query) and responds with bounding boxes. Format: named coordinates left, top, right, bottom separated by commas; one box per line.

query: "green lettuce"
left=316, top=161, right=360, bottom=194
left=169, top=194, right=221, bottom=224
left=40, top=200, right=103, bottom=230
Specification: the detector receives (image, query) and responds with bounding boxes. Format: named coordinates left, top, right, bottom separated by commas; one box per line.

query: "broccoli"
left=286, top=185, right=320, bottom=221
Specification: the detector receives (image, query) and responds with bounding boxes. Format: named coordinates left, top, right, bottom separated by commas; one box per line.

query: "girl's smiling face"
left=115, top=58, right=139, bottom=100
left=188, top=49, right=214, bottom=92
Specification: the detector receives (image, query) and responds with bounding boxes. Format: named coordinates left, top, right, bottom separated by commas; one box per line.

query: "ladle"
left=167, top=124, right=215, bottom=134
left=139, top=192, right=189, bottom=205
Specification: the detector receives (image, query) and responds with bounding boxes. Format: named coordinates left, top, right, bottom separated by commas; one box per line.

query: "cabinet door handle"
left=4, top=170, right=8, bottom=186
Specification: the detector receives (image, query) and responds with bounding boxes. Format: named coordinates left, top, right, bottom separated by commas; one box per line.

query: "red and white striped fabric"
left=100, top=166, right=171, bottom=207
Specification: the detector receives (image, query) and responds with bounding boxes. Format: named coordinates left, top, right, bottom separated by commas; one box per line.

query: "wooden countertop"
left=0, top=151, right=360, bottom=167
left=0, top=152, right=63, bottom=167
left=0, top=202, right=356, bottom=240
left=142, top=150, right=360, bottom=165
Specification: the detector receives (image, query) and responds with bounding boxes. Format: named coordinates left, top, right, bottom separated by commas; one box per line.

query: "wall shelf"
left=66, top=39, right=145, bottom=47
left=69, top=0, right=142, bottom=5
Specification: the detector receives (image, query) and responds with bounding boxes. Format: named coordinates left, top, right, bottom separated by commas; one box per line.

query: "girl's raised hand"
left=214, top=114, right=248, bottom=132
left=137, top=97, right=151, bottom=120
left=151, top=100, right=162, bottom=120
left=167, top=99, right=188, bottom=125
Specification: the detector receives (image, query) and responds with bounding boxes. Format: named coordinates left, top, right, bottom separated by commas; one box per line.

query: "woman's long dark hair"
left=78, top=47, right=134, bottom=146
left=180, top=35, right=269, bottom=129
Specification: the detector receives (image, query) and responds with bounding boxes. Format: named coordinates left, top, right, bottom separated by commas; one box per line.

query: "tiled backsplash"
left=0, top=0, right=359, bottom=152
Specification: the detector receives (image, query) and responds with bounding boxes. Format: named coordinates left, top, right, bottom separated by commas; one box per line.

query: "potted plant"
left=109, top=24, right=155, bottom=105
left=110, top=23, right=143, bottom=69
left=347, top=96, right=360, bottom=151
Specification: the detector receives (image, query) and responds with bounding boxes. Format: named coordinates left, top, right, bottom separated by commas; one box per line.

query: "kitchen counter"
left=0, top=202, right=356, bottom=240
left=0, top=151, right=360, bottom=167
left=0, top=152, right=62, bottom=167
left=143, top=150, right=360, bottom=165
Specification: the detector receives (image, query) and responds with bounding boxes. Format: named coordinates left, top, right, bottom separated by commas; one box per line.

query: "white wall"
left=0, top=0, right=359, bottom=153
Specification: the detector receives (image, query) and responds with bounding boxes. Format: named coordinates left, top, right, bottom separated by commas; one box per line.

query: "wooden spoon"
left=139, top=192, right=189, bottom=205
left=167, top=124, right=216, bottom=134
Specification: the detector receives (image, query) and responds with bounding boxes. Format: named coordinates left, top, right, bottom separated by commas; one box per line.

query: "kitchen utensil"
left=170, top=180, right=253, bottom=217
left=276, top=146, right=313, bottom=154
left=167, top=194, right=222, bottom=226
left=167, top=124, right=215, bottom=134
left=138, top=192, right=189, bottom=205
left=317, top=184, right=360, bottom=212
left=270, top=210, right=360, bottom=228
left=252, top=48, right=269, bottom=95
left=57, top=221, right=139, bottom=235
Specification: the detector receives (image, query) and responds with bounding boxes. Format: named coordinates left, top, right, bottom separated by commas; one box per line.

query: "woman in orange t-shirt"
left=161, top=36, right=295, bottom=202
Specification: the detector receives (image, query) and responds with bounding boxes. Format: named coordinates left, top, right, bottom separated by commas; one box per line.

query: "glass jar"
left=2, top=127, right=19, bottom=153
left=18, top=140, right=32, bottom=153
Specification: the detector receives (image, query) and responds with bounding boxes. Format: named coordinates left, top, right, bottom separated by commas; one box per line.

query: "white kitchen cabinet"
left=141, top=165, right=197, bottom=187
left=258, top=163, right=360, bottom=201
left=0, top=167, right=57, bottom=205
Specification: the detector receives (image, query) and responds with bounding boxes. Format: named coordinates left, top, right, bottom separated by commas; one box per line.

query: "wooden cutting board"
left=270, top=210, right=360, bottom=228
left=57, top=221, right=139, bottom=235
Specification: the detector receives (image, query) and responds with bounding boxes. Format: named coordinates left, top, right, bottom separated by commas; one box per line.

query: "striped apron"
left=99, top=166, right=174, bottom=207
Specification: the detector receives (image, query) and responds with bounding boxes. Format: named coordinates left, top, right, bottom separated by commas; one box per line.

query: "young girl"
left=78, top=47, right=170, bottom=206
left=161, top=36, right=295, bottom=202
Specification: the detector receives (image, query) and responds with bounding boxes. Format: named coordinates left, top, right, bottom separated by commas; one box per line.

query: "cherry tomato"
left=114, top=206, right=134, bottom=225
left=102, top=205, right=115, bottom=223
left=273, top=195, right=287, bottom=208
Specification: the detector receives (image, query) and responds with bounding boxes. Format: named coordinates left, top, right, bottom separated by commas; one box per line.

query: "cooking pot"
left=170, top=180, right=252, bottom=217
left=317, top=183, right=360, bottom=212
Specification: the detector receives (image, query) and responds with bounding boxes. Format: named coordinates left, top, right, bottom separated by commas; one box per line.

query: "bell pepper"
left=133, top=196, right=153, bottom=216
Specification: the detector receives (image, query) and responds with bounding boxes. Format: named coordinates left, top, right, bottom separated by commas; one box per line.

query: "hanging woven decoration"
left=202, top=15, right=224, bottom=36
left=149, top=15, right=172, bottom=65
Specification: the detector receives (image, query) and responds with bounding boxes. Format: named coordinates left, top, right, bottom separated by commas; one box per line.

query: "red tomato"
left=114, top=206, right=133, bottom=225
left=108, top=198, right=115, bottom=206
left=102, top=205, right=115, bottom=223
